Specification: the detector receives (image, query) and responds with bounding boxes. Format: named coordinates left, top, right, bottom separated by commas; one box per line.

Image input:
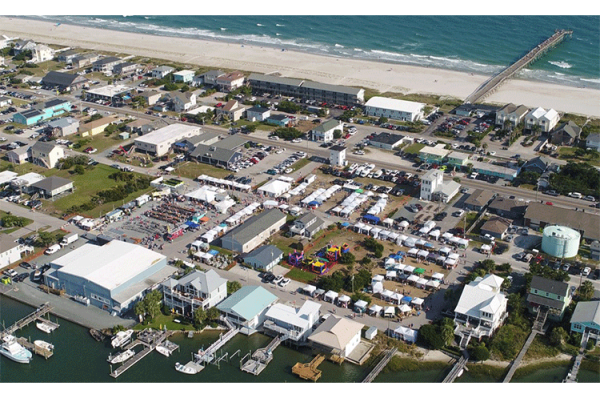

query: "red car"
left=545, top=202, right=553, bottom=206
left=216, top=102, right=223, bottom=108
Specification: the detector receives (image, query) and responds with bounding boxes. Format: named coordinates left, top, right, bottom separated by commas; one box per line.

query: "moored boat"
left=34, top=340, right=54, bottom=352
left=156, top=345, right=170, bottom=357
left=36, top=322, right=55, bottom=334
left=111, top=330, right=134, bottom=348
left=175, top=362, right=198, bottom=374
left=108, top=349, right=135, bottom=364
left=89, top=328, right=104, bottom=342
left=0, top=335, right=33, bottom=364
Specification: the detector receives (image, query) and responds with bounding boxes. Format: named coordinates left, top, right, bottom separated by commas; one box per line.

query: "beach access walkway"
left=362, top=347, right=398, bottom=383
left=465, top=29, right=573, bottom=104
left=563, top=330, right=590, bottom=383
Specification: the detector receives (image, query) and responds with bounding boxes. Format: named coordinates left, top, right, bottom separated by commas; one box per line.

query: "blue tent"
left=185, top=221, right=200, bottom=229
left=308, top=201, right=320, bottom=207
left=401, top=296, right=413, bottom=303
left=341, top=222, right=351, bottom=228
left=208, top=249, right=219, bottom=256
left=363, top=214, right=380, bottom=224
left=424, top=242, right=434, bottom=248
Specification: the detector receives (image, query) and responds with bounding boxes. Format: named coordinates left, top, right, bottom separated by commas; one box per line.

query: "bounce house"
left=310, top=257, right=330, bottom=274
left=288, top=250, right=304, bottom=267
left=323, top=243, right=351, bottom=263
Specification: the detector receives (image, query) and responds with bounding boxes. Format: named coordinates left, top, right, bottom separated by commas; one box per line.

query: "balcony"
left=263, top=320, right=302, bottom=341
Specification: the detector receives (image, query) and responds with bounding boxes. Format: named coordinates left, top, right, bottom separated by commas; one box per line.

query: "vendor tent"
left=401, top=296, right=413, bottom=304
left=407, top=275, right=420, bottom=283
left=384, top=306, right=395, bottom=317
left=303, top=285, right=317, bottom=296
left=404, top=265, right=416, bottom=274
left=403, top=237, right=416, bottom=248
left=354, top=300, right=368, bottom=312
left=393, top=326, right=417, bottom=343
left=372, top=275, right=385, bottom=283
left=324, top=290, right=339, bottom=303
left=398, top=304, right=412, bottom=313
left=368, top=304, right=383, bottom=316
left=417, top=249, right=429, bottom=258
left=411, top=297, right=424, bottom=308
left=338, top=295, right=351, bottom=307
left=407, top=248, right=419, bottom=257
left=426, top=280, right=441, bottom=289
left=380, top=289, right=394, bottom=300
left=432, top=272, right=445, bottom=281
left=413, top=268, right=426, bottom=275
left=390, top=293, right=403, bottom=304
left=371, top=281, right=384, bottom=294
left=416, top=278, right=428, bottom=287
left=386, top=270, right=397, bottom=280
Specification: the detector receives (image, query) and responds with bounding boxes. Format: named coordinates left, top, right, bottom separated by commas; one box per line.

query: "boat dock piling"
left=442, top=352, right=469, bottom=383
left=16, top=337, right=53, bottom=359
left=464, top=29, right=573, bottom=104
left=195, top=326, right=239, bottom=364
left=292, top=354, right=325, bottom=382
left=110, top=329, right=174, bottom=378
left=362, top=347, right=397, bottom=383
left=0, top=302, right=53, bottom=339
left=241, top=336, right=282, bottom=376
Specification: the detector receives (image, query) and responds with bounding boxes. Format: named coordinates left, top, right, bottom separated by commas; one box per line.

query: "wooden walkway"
left=110, top=330, right=173, bottom=378
left=464, top=29, right=572, bottom=104
left=442, top=352, right=469, bottom=383
left=362, top=347, right=398, bottom=383
left=0, top=302, right=53, bottom=338
left=563, top=330, right=590, bottom=383
left=196, top=327, right=239, bottom=363
left=292, top=354, right=325, bottom=382
left=241, top=336, right=282, bottom=376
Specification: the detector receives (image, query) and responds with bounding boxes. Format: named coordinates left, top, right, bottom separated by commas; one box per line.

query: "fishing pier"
left=464, top=29, right=573, bottom=104
left=0, top=302, right=55, bottom=338
left=110, top=329, right=174, bottom=378
left=362, top=347, right=398, bottom=383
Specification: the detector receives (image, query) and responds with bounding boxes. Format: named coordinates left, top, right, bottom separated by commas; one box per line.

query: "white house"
left=215, top=71, right=245, bottom=92
left=216, top=286, right=279, bottom=335
left=31, top=44, right=55, bottom=63
left=308, top=315, right=364, bottom=358
left=586, top=133, right=600, bottom=152
left=30, top=141, right=65, bottom=169
left=454, top=274, right=508, bottom=339
left=0, top=235, right=22, bottom=268
left=134, top=124, right=201, bottom=157
left=329, top=145, right=347, bottom=167
left=216, top=100, right=246, bottom=122
left=173, top=70, right=195, bottom=83
left=151, top=66, right=175, bottom=79
left=310, top=119, right=344, bottom=142
left=524, top=107, right=560, bottom=133
left=495, top=103, right=529, bottom=128
left=246, top=106, right=271, bottom=122
left=365, top=97, right=425, bottom=122
left=264, top=301, right=321, bottom=342
left=420, top=169, right=460, bottom=203
left=168, top=91, right=197, bottom=113
left=161, top=269, right=227, bottom=316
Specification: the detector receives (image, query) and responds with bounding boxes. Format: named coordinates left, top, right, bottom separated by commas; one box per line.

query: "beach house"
left=246, top=106, right=271, bottom=122
left=41, top=71, right=89, bottom=92
left=48, top=117, right=79, bottom=137
left=495, top=103, right=529, bottom=128
left=419, top=169, right=460, bottom=203
left=29, top=141, right=65, bottom=169
left=310, top=119, right=343, bottom=142
left=6, top=146, right=30, bottom=164
left=550, top=121, right=581, bottom=146
left=364, top=96, right=425, bottom=122
left=134, top=124, right=201, bottom=157
left=368, top=132, right=411, bottom=150
left=173, top=70, right=195, bottom=83
left=216, top=100, right=245, bottom=122
left=308, top=315, right=364, bottom=358
left=242, top=245, right=283, bottom=272
left=524, top=107, right=559, bottom=133
left=92, top=56, right=123, bottom=73
left=139, top=90, right=163, bottom=106
left=31, top=44, right=55, bottom=63
left=479, top=217, right=511, bottom=240
left=454, top=274, right=508, bottom=340
left=56, top=49, right=80, bottom=64
left=200, top=70, right=225, bottom=86
left=526, top=276, right=571, bottom=322
left=167, top=91, right=196, bottom=113
left=419, top=144, right=450, bottom=164
left=290, top=213, right=326, bottom=238
left=263, top=301, right=321, bottom=342
left=151, top=66, right=175, bottom=79
left=161, top=269, right=228, bottom=317
left=215, top=71, right=245, bottom=92
left=219, top=209, right=287, bottom=253
left=71, top=53, right=98, bottom=69
left=329, top=145, right=347, bottom=167
left=487, top=196, right=527, bottom=220
left=10, top=172, right=45, bottom=194
left=586, top=133, right=600, bottom=152
left=113, top=62, right=139, bottom=76
left=570, top=301, right=600, bottom=343
left=216, top=286, right=278, bottom=335
left=266, top=114, right=292, bottom=127
left=85, top=84, right=132, bottom=106
left=463, top=189, right=496, bottom=212
left=0, top=235, right=22, bottom=268
left=30, top=176, right=74, bottom=199
left=78, top=116, right=117, bottom=137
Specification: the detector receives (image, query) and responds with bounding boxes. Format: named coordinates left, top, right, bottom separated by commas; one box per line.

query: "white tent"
left=394, top=263, right=406, bottom=272
left=448, top=253, right=460, bottom=260
left=379, top=229, right=390, bottom=240
left=404, top=265, right=416, bottom=274
left=444, top=258, right=457, bottom=267
left=370, top=227, right=382, bottom=238
left=338, top=295, right=351, bottom=304
left=480, top=244, right=492, bottom=253
left=417, top=249, right=429, bottom=258
left=393, top=326, right=417, bottom=343
left=432, top=272, right=445, bottom=281
left=439, top=246, right=452, bottom=256
left=399, top=220, right=410, bottom=229
left=416, top=277, right=429, bottom=287
left=398, top=304, right=412, bottom=313
left=383, top=218, right=394, bottom=226
left=386, top=270, right=397, bottom=280
left=324, top=290, right=339, bottom=303
left=263, top=200, right=279, bottom=208
left=390, top=292, right=404, bottom=304
left=407, top=248, right=419, bottom=257
left=372, top=274, right=385, bottom=283
left=371, top=281, right=384, bottom=294
left=441, top=232, right=454, bottom=241
left=384, top=306, right=395, bottom=317
left=303, top=285, right=317, bottom=295
left=428, top=229, right=441, bottom=239
left=411, top=297, right=424, bottom=308
left=380, top=289, right=394, bottom=300
left=407, top=275, right=420, bottom=283
left=415, top=239, right=427, bottom=247
left=384, top=258, right=396, bottom=267
left=458, top=238, right=469, bottom=248
left=388, top=232, right=399, bottom=241
left=215, top=198, right=236, bottom=214
left=403, top=237, right=416, bottom=248
left=426, top=280, right=441, bottom=289
left=368, top=304, right=383, bottom=316
left=354, top=300, right=368, bottom=312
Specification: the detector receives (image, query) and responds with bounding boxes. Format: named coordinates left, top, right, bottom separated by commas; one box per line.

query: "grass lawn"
left=73, top=133, right=126, bottom=154
left=558, top=147, right=600, bottom=167
left=0, top=160, right=49, bottom=175
left=0, top=210, right=34, bottom=234
left=173, top=161, right=231, bottom=180
left=461, top=211, right=479, bottom=232
left=403, top=143, right=426, bottom=155
left=39, top=164, right=154, bottom=218
left=133, top=312, right=196, bottom=331
left=285, top=267, right=318, bottom=283
left=290, top=157, right=313, bottom=173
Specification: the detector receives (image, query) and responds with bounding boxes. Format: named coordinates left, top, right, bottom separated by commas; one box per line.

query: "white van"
left=45, top=244, right=61, bottom=255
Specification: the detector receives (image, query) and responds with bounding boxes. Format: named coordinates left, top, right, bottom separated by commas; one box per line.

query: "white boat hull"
left=111, top=330, right=134, bottom=348
left=175, top=362, right=198, bottom=375
left=156, top=346, right=170, bottom=357
left=36, top=322, right=53, bottom=334
left=34, top=340, right=54, bottom=351
left=108, top=349, right=135, bottom=364
left=0, top=349, right=32, bottom=363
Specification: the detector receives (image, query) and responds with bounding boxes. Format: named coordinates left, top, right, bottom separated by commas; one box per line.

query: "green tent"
left=414, top=268, right=426, bottom=275
left=355, top=189, right=364, bottom=193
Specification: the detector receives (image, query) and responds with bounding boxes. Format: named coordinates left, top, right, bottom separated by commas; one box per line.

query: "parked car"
left=582, top=267, right=591, bottom=277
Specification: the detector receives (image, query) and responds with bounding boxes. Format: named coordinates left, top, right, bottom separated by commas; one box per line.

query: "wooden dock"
left=241, top=336, right=282, bottom=376
left=0, top=302, right=53, bottom=338
left=563, top=330, right=589, bottom=383
left=196, top=327, right=239, bottom=363
left=292, top=354, right=325, bottom=382
left=464, top=29, right=573, bottom=104
left=362, top=347, right=398, bottom=383
left=442, top=353, right=469, bottom=383
left=16, top=337, right=53, bottom=359
left=110, top=330, right=173, bottom=378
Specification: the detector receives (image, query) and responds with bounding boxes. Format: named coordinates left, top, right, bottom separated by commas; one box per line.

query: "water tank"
left=541, top=226, right=580, bottom=258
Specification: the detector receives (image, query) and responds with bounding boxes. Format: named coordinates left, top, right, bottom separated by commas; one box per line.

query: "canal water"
left=0, top=297, right=597, bottom=383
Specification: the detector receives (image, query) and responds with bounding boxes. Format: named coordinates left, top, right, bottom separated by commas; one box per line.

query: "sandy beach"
left=1, top=16, right=598, bottom=117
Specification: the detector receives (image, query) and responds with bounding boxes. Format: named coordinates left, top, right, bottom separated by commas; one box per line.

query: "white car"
left=0, top=137, right=7, bottom=142
left=279, top=278, right=290, bottom=287
left=292, top=138, right=302, bottom=143
left=568, top=192, right=582, bottom=199
left=489, top=151, right=496, bottom=156
left=3, top=269, right=17, bottom=278
left=285, top=168, right=293, bottom=174
left=582, top=267, right=591, bottom=277
left=273, top=275, right=284, bottom=285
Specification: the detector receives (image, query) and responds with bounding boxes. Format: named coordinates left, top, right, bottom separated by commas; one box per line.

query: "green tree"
left=180, top=85, right=190, bottom=92
left=163, top=82, right=179, bottom=91
left=360, top=257, right=371, bottom=267
left=578, top=281, right=595, bottom=301
left=37, top=231, right=56, bottom=247
left=439, top=318, right=455, bottom=346
left=227, top=280, right=242, bottom=295
left=74, top=164, right=85, bottom=175
left=143, top=290, right=162, bottom=319
left=206, top=307, right=220, bottom=322
left=471, top=345, right=490, bottom=361
left=134, top=301, right=146, bottom=321
left=378, top=116, right=388, bottom=125
left=333, top=129, right=342, bottom=139
left=339, top=252, right=355, bottom=265
left=418, top=324, right=445, bottom=350
left=193, top=307, right=207, bottom=327
left=480, top=259, right=496, bottom=273
left=549, top=326, right=567, bottom=347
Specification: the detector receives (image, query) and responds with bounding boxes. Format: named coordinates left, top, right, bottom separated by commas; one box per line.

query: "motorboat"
left=34, top=340, right=54, bottom=352
left=175, top=362, right=198, bottom=375
left=156, top=345, right=170, bottom=357
left=0, top=335, right=33, bottom=363
left=36, top=322, right=56, bottom=334
left=111, top=330, right=134, bottom=348
left=108, top=349, right=134, bottom=364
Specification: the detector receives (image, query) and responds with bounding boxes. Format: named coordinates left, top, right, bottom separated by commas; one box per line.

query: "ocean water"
left=25, top=15, right=600, bottom=89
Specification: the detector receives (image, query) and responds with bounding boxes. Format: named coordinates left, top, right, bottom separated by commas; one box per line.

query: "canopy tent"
left=263, top=200, right=279, bottom=208
left=457, top=238, right=469, bottom=248
left=426, top=280, right=441, bottom=289
left=403, top=237, right=416, bottom=248
left=370, top=227, right=382, bottom=238
left=427, top=252, right=441, bottom=262
left=380, top=289, right=394, bottom=300
left=354, top=300, right=368, bottom=312
left=390, top=293, right=404, bottom=304
left=303, top=285, right=317, bottom=295
left=386, top=270, right=397, bottom=280
left=383, top=218, right=394, bottom=226
left=388, top=232, right=399, bottom=241
left=415, top=239, right=427, bottom=247
left=363, top=214, right=380, bottom=224
left=448, top=253, right=460, bottom=260
left=398, top=304, right=412, bottom=313
left=417, top=250, right=429, bottom=258
left=393, top=326, right=417, bottom=343
left=480, top=244, right=492, bottom=252
left=314, top=288, right=326, bottom=297
left=394, top=263, right=406, bottom=272
left=371, top=281, right=384, bottom=294
left=428, top=229, right=441, bottom=239
left=338, top=295, right=351, bottom=304
left=324, top=290, right=339, bottom=303
left=411, top=297, right=424, bottom=308
left=439, top=246, right=452, bottom=256
left=372, top=275, right=385, bottom=283
left=368, top=304, right=383, bottom=316
left=398, top=220, right=410, bottom=229
left=432, top=272, right=445, bottom=281
left=379, top=229, right=391, bottom=240
left=407, top=248, right=419, bottom=257
left=416, top=277, right=429, bottom=287
left=441, top=232, right=454, bottom=241
left=413, top=268, right=426, bottom=275
left=407, top=275, right=420, bottom=283
left=404, top=265, right=416, bottom=274
left=384, top=258, right=396, bottom=267
left=384, top=306, right=395, bottom=317
left=401, top=296, right=413, bottom=303
left=444, top=258, right=457, bottom=267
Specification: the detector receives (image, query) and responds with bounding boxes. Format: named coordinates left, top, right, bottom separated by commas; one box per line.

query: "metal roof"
left=0, top=235, right=20, bottom=254
left=216, top=285, right=278, bottom=321
left=248, top=73, right=304, bottom=87
left=524, top=202, right=600, bottom=241
left=365, top=97, right=424, bottom=114
left=220, top=209, right=286, bottom=246
left=571, top=301, right=600, bottom=327
left=172, top=269, right=227, bottom=295
left=312, top=119, right=342, bottom=133
left=242, top=245, right=283, bottom=267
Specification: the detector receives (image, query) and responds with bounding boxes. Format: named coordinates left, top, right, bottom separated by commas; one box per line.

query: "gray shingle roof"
left=530, top=275, right=569, bottom=297
left=31, top=176, right=72, bottom=192
left=312, top=119, right=342, bottom=133
left=31, top=141, right=59, bottom=154
left=369, top=132, right=405, bottom=145
left=174, top=269, right=226, bottom=295
left=42, top=71, right=88, bottom=88
left=242, top=245, right=283, bottom=266
left=220, top=209, right=286, bottom=247
left=553, top=121, right=582, bottom=139
left=571, top=301, right=600, bottom=326
left=0, top=235, right=20, bottom=254
left=524, top=202, right=600, bottom=241
left=248, top=73, right=303, bottom=87
left=190, top=144, right=239, bottom=164
left=464, top=189, right=495, bottom=208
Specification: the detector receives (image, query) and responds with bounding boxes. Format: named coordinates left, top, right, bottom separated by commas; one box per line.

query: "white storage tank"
left=541, top=225, right=580, bottom=258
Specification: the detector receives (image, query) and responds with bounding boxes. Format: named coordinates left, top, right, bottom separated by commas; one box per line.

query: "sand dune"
left=1, top=16, right=598, bottom=117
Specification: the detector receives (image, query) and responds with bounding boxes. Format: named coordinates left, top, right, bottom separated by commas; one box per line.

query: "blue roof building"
left=216, top=285, right=278, bottom=335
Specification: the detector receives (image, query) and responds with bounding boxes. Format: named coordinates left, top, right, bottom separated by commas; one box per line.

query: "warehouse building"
left=219, top=209, right=287, bottom=253
left=365, top=97, right=425, bottom=122
left=134, top=124, right=201, bottom=156
left=524, top=202, right=600, bottom=242
left=44, top=240, right=174, bottom=315
left=368, top=132, right=411, bottom=150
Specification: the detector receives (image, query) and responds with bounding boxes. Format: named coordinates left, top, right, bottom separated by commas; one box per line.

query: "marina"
left=110, top=329, right=174, bottom=378
left=156, top=340, right=180, bottom=357
left=0, top=302, right=54, bottom=339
